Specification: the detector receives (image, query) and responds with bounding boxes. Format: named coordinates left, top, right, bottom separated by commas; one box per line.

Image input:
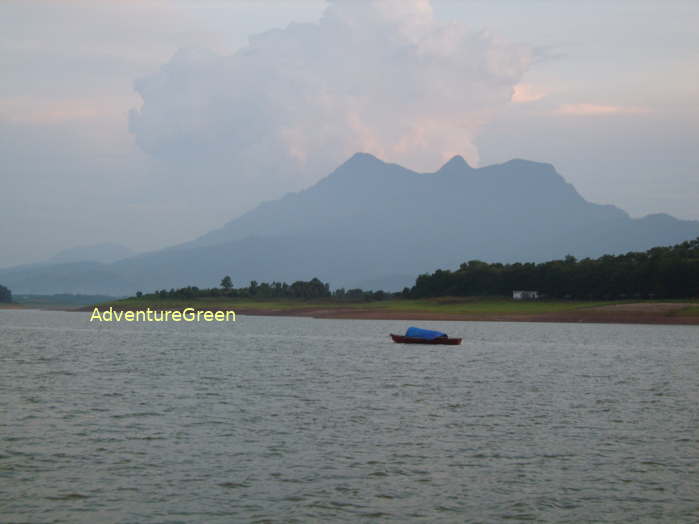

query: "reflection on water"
left=1, top=310, right=698, bottom=522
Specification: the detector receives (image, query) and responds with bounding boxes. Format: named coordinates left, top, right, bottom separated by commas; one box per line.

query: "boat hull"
left=390, top=334, right=462, bottom=345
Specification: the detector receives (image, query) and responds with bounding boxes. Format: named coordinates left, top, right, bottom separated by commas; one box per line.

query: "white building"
left=513, top=290, right=539, bottom=300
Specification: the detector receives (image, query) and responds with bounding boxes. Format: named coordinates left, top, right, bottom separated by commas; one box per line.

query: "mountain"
left=2, top=153, right=699, bottom=294
left=48, top=243, right=134, bottom=264
left=0, top=261, right=132, bottom=295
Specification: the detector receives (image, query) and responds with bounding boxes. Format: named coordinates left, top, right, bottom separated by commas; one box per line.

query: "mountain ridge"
left=49, top=243, right=135, bottom=264
left=2, top=153, right=697, bottom=294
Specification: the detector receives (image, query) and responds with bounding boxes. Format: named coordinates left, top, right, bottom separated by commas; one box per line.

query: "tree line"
left=146, top=278, right=329, bottom=300
left=136, top=238, right=699, bottom=302
left=407, top=237, right=699, bottom=300
left=144, top=277, right=393, bottom=302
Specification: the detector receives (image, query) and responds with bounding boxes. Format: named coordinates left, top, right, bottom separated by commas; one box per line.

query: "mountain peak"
left=436, top=155, right=472, bottom=175
left=344, top=152, right=384, bottom=166
left=328, top=152, right=386, bottom=178
left=501, top=158, right=555, bottom=171
left=327, top=152, right=409, bottom=183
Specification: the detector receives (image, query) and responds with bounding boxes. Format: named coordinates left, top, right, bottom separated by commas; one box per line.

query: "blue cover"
left=405, top=326, right=447, bottom=340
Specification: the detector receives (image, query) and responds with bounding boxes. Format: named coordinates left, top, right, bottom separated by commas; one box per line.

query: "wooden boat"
left=390, top=334, right=462, bottom=345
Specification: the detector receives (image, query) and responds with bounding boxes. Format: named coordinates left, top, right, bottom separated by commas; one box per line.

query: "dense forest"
left=136, top=238, right=699, bottom=302
left=408, top=237, right=699, bottom=300
left=0, top=284, right=12, bottom=302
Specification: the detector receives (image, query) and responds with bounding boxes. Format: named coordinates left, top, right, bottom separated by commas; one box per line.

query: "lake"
left=1, top=310, right=697, bottom=522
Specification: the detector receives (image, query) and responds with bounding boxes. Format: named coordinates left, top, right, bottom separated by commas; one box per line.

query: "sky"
left=2, top=0, right=698, bottom=268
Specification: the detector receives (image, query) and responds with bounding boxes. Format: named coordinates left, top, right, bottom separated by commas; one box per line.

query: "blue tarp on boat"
left=405, top=326, right=447, bottom=340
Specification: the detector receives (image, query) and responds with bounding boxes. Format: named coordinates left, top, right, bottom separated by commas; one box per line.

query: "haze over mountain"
left=48, top=243, right=135, bottom=265
left=2, top=153, right=698, bottom=295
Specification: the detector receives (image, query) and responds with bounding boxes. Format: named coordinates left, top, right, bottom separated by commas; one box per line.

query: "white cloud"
left=511, top=83, right=548, bottom=103
left=0, top=95, right=139, bottom=125
left=555, top=103, right=651, bottom=116
left=129, top=0, right=531, bottom=183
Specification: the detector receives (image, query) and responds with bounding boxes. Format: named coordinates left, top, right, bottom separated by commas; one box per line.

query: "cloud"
left=129, top=0, right=531, bottom=185
left=0, top=95, right=139, bottom=125
left=511, top=83, right=548, bottom=103
left=555, top=103, right=650, bottom=116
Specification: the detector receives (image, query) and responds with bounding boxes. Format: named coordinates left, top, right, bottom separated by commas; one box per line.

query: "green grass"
left=413, top=297, right=630, bottom=314
left=674, top=305, right=699, bottom=317
left=95, top=296, right=670, bottom=316
left=103, top=296, right=321, bottom=311
left=356, top=298, right=627, bottom=314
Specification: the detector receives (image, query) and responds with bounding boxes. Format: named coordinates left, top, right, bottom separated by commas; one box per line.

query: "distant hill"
left=49, top=243, right=134, bottom=264
left=3, top=153, right=699, bottom=294
left=13, top=293, right=121, bottom=308
left=0, top=261, right=133, bottom=295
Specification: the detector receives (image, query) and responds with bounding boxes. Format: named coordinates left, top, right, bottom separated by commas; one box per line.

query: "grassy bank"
left=96, top=295, right=621, bottom=313
left=674, top=305, right=699, bottom=317
left=86, top=296, right=699, bottom=324
left=0, top=303, right=25, bottom=309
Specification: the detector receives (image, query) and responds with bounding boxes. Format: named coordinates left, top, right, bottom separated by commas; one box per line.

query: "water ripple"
left=1, top=311, right=698, bottom=523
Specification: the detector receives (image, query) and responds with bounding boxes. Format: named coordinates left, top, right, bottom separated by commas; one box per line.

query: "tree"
left=220, top=275, right=233, bottom=291
left=406, top=236, right=699, bottom=300
left=0, top=284, right=11, bottom=303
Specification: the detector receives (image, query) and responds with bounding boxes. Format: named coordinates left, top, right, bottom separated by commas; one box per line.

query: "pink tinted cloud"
left=556, top=103, right=651, bottom=116
left=511, top=83, right=548, bottom=103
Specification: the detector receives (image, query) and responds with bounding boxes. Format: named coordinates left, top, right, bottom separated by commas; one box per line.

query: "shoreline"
left=72, top=302, right=699, bottom=326
left=0, top=303, right=26, bottom=310
left=235, top=307, right=699, bottom=325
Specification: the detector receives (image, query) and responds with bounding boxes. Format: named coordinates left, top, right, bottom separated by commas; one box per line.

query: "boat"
left=390, top=334, right=462, bottom=345
left=390, top=326, right=462, bottom=345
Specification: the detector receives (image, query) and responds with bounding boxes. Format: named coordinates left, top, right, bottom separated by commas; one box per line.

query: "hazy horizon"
left=2, top=0, right=698, bottom=268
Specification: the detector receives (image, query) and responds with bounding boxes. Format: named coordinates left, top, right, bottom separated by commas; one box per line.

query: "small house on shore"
left=513, top=290, right=539, bottom=300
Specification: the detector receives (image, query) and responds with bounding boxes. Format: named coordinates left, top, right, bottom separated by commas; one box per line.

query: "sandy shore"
left=234, top=303, right=699, bottom=325
left=76, top=302, right=699, bottom=325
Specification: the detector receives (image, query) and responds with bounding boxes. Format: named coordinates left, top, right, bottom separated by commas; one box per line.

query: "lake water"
left=1, top=310, right=698, bottom=523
